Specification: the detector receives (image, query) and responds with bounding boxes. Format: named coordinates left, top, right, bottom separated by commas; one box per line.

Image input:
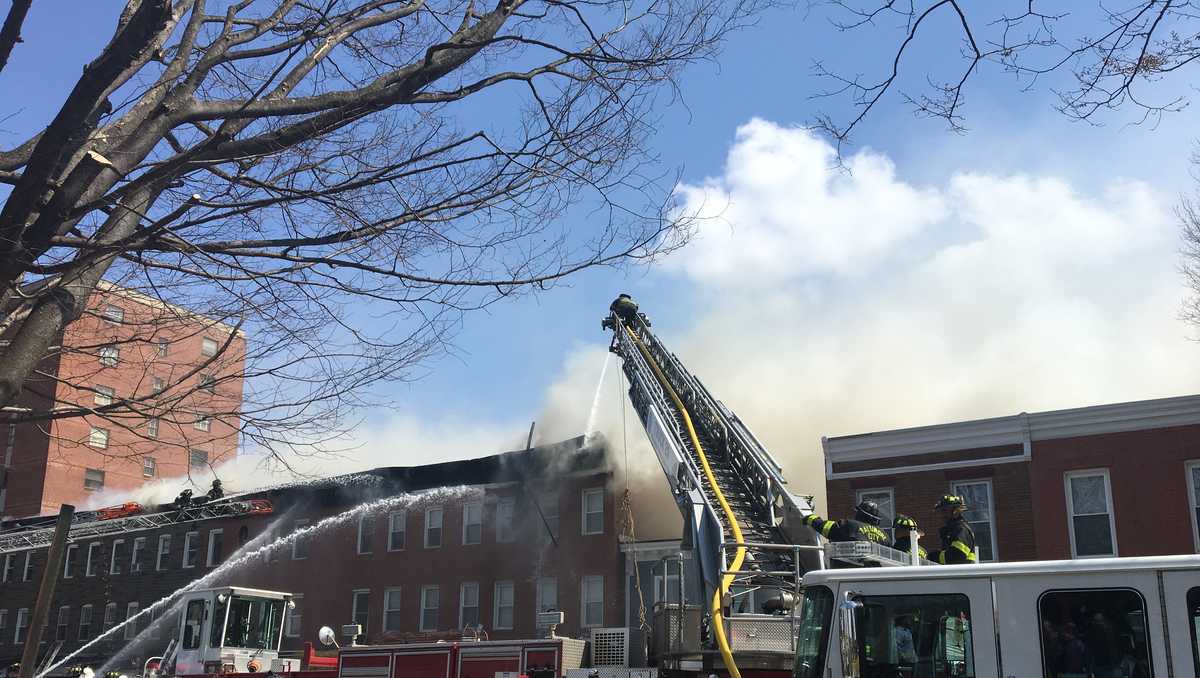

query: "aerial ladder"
left=603, top=294, right=826, bottom=677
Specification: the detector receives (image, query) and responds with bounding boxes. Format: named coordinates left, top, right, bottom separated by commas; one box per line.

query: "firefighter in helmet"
left=892, top=514, right=927, bottom=560
left=609, top=294, right=640, bottom=324
left=929, top=494, right=977, bottom=564
left=802, top=500, right=889, bottom=545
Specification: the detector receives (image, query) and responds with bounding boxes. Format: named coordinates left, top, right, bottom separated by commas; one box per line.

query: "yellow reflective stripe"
left=938, top=551, right=947, bottom=565
left=951, top=540, right=977, bottom=561
left=821, top=522, right=834, bottom=538
left=803, top=515, right=820, bottom=526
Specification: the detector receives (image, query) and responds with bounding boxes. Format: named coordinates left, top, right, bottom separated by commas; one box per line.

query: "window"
left=151, top=376, right=164, bottom=395
left=539, top=493, right=560, bottom=543
left=22, top=551, right=33, bottom=581
left=143, top=456, right=157, bottom=477
left=1, top=554, right=12, bottom=582
left=83, top=467, right=105, bottom=491
left=0, top=610, right=6, bottom=641
left=292, top=520, right=310, bottom=559
left=536, top=577, right=558, bottom=613
left=462, top=502, right=482, bottom=545
left=1039, top=589, right=1151, bottom=678
left=496, top=497, right=515, bottom=543
left=156, top=339, right=168, bottom=357
left=420, top=585, right=439, bottom=631
left=357, top=515, right=374, bottom=554
left=1187, top=587, right=1200, bottom=677
left=1189, top=462, right=1200, bottom=551
left=582, top=489, right=604, bottom=535
left=63, top=544, right=78, bottom=579
left=201, top=337, right=219, bottom=357
left=1065, top=470, right=1118, bottom=557
left=460, top=582, right=480, bottom=628
left=387, top=511, right=406, bottom=551
left=425, top=507, right=443, bottom=548
left=238, top=526, right=249, bottom=545
left=193, top=414, right=211, bottom=432
left=88, top=427, right=109, bottom=450
left=351, top=589, right=370, bottom=636
left=94, top=385, right=114, bottom=407
left=189, top=449, right=208, bottom=468
left=183, top=531, right=199, bottom=568
left=951, top=480, right=997, bottom=561
left=78, top=604, right=93, bottom=640
left=109, top=539, right=124, bottom=574
left=581, top=575, right=604, bottom=627
left=98, top=345, right=119, bottom=366
left=182, top=599, right=204, bottom=649
left=156, top=535, right=171, bottom=571
left=383, top=588, right=402, bottom=632
left=131, top=537, right=146, bottom=573
left=856, top=487, right=896, bottom=542
left=793, top=585, right=834, bottom=678
left=56, top=606, right=70, bottom=641
left=285, top=594, right=303, bottom=638
left=852, top=593, right=974, bottom=677
left=653, top=573, right=682, bottom=604
left=207, top=529, right=223, bottom=566
left=198, top=373, right=216, bottom=391
left=103, top=305, right=124, bottom=324
left=14, top=608, right=28, bottom=645
left=85, top=543, right=99, bottom=577
left=103, top=603, right=118, bottom=631
left=493, top=581, right=515, bottom=630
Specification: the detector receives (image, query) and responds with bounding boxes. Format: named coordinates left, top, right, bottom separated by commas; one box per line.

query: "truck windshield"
left=222, top=596, right=284, bottom=650
left=793, top=586, right=834, bottom=678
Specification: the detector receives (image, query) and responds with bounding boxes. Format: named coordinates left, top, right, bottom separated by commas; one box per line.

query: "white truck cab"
left=794, top=554, right=1200, bottom=678
left=173, top=587, right=294, bottom=676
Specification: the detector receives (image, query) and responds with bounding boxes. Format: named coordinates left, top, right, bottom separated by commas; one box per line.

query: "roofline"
left=95, top=280, right=246, bottom=338
left=823, top=393, right=1200, bottom=464
left=802, top=554, right=1200, bottom=586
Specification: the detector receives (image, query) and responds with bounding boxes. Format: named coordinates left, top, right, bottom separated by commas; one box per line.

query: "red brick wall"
left=826, top=457, right=1036, bottom=562
left=1030, top=424, right=1200, bottom=559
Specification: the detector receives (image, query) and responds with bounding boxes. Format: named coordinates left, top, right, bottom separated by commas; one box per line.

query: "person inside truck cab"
left=928, top=495, right=977, bottom=564
left=802, top=500, right=889, bottom=546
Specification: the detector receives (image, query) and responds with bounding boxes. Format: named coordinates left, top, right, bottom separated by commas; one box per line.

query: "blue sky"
left=6, top=3, right=1200, bottom=507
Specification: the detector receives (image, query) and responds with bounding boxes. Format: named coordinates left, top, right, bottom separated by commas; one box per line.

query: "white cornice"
left=824, top=394, right=1200, bottom=465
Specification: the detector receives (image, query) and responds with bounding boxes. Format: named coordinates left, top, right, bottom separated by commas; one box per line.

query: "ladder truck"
left=603, top=295, right=834, bottom=678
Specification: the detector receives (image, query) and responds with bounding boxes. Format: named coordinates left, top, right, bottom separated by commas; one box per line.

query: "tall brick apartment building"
left=0, top=437, right=624, bottom=673
left=1, top=281, right=245, bottom=518
left=823, top=394, right=1200, bottom=562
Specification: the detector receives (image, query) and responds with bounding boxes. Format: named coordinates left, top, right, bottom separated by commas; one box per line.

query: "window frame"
left=14, top=608, right=28, bottom=645
left=156, top=535, right=171, bottom=571
left=462, top=501, right=482, bottom=545
left=1064, top=468, right=1119, bottom=558
left=382, top=587, right=403, bottom=633
left=387, top=511, right=406, bottom=551
left=85, top=542, right=99, bottom=577
left=109, top=539, right=124, bottom=574
left=854, top=487, right=896, bottom=543
left=63, top=544, right=77, bottom=579
left=201, top=337, right=219, bottom=357
left=1187, top=460, right=1200, bottom=553
left=98, top=345, right=119, bottom=366
left=103, top=305, right=124, bottom=324
left=189, top=449, right=208, bottom=469
left=285, top=594, right=303, bottom=638
left=78, top=604, right=93, bottom=641
left=206, top=529, right=223, bottom=567
left=84, top=467, right=105, bottom=490
left=424, top=507, right=443, bottom=549
left=419, top=585, right=439, bottom=632
left=496, top=497, right=516, bottom=543
left=193, top=414, right=211, bottom=432
left=56, top=605, right=70, bottom=642
left=156, top=339, right=169, bottom=357
left=357, top=515, right=375, bottom=555
left=536, top=577, right=558, bottom=615
left=581, top=575, right=604, bottom=628
left=143, top=455, right=157, bottom=477
left=582, top=488, right=605, bottom=536
left=88, top=427, right=109, bottom=450
left=183, top=531, right=199, bottom=568
left=131, top=536, right=146, bottom=573
left=94, top=385, right=114, bottom=407
left=493, top=580, right=515, bottom=630
left=124, top=602, right=139, bottom=640
left=460, top=582, right=480, bottom=629
left=292, top=520, right=311, bottom=560
left=351, top=589, right=370, bottom=636
left=950, top=478, right=999, bottom=562
left=22, top=551, right=32, bottom=581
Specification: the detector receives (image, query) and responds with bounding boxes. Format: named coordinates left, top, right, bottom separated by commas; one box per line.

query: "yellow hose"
left=625, top=326, right=744, bottom=678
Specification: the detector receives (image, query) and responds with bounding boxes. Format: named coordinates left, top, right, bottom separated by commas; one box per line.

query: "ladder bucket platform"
left=825, top=540, right=933, bottom=567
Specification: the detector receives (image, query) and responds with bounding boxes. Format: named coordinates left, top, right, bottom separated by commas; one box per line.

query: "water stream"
left=583, top=351, right=613, bottom=445
left=39, top=485, right=474, bottom=678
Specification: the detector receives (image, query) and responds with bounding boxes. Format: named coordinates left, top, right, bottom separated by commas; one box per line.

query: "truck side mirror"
left=838, top=591, right=863, bottom=678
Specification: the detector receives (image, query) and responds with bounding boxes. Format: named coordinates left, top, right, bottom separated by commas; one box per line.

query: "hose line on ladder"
left=624, top=325, right=745, bottom=678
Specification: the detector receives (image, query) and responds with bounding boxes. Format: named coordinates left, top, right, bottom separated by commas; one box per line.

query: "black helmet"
left=894, top=514, right=918, bottom=531
left=934, top=494, right=966, bottom=511
left=855, top=500, right=883, bottom=526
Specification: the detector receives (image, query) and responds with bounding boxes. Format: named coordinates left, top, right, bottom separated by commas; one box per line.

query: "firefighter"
left=207, top=478, right=225, bottom=501
left=892, top=514, right=927, bottom=560
left=929, top=494, right=977, bottom=564
left=802, top=500, right=889, bottom=544
left=609, top=293, right=639, bottom=324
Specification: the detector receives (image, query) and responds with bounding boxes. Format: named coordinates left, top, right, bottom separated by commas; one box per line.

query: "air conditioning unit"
left=590, top=628, right=629, bottom=667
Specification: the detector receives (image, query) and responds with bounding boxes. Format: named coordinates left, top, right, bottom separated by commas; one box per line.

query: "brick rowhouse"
left=823, top=394, right=1200, bottom=562
left=0, top=282, right=246, bottom=518
left=0, top=437, right=625, bottom=673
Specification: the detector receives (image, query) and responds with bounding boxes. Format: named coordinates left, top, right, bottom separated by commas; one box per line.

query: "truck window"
left=853, top=593, right=974, bottom=678
left=1038, top=588, right=1153, bottom=678
left=210, top=595, right=228, bottom=648
left=223, top=595, right=284, bottom=650
left=793, top=586, right=833, bottom=678
left=182, top=599, right=205, bottom=650
left=1188, top=587, right=1200, bottom=678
